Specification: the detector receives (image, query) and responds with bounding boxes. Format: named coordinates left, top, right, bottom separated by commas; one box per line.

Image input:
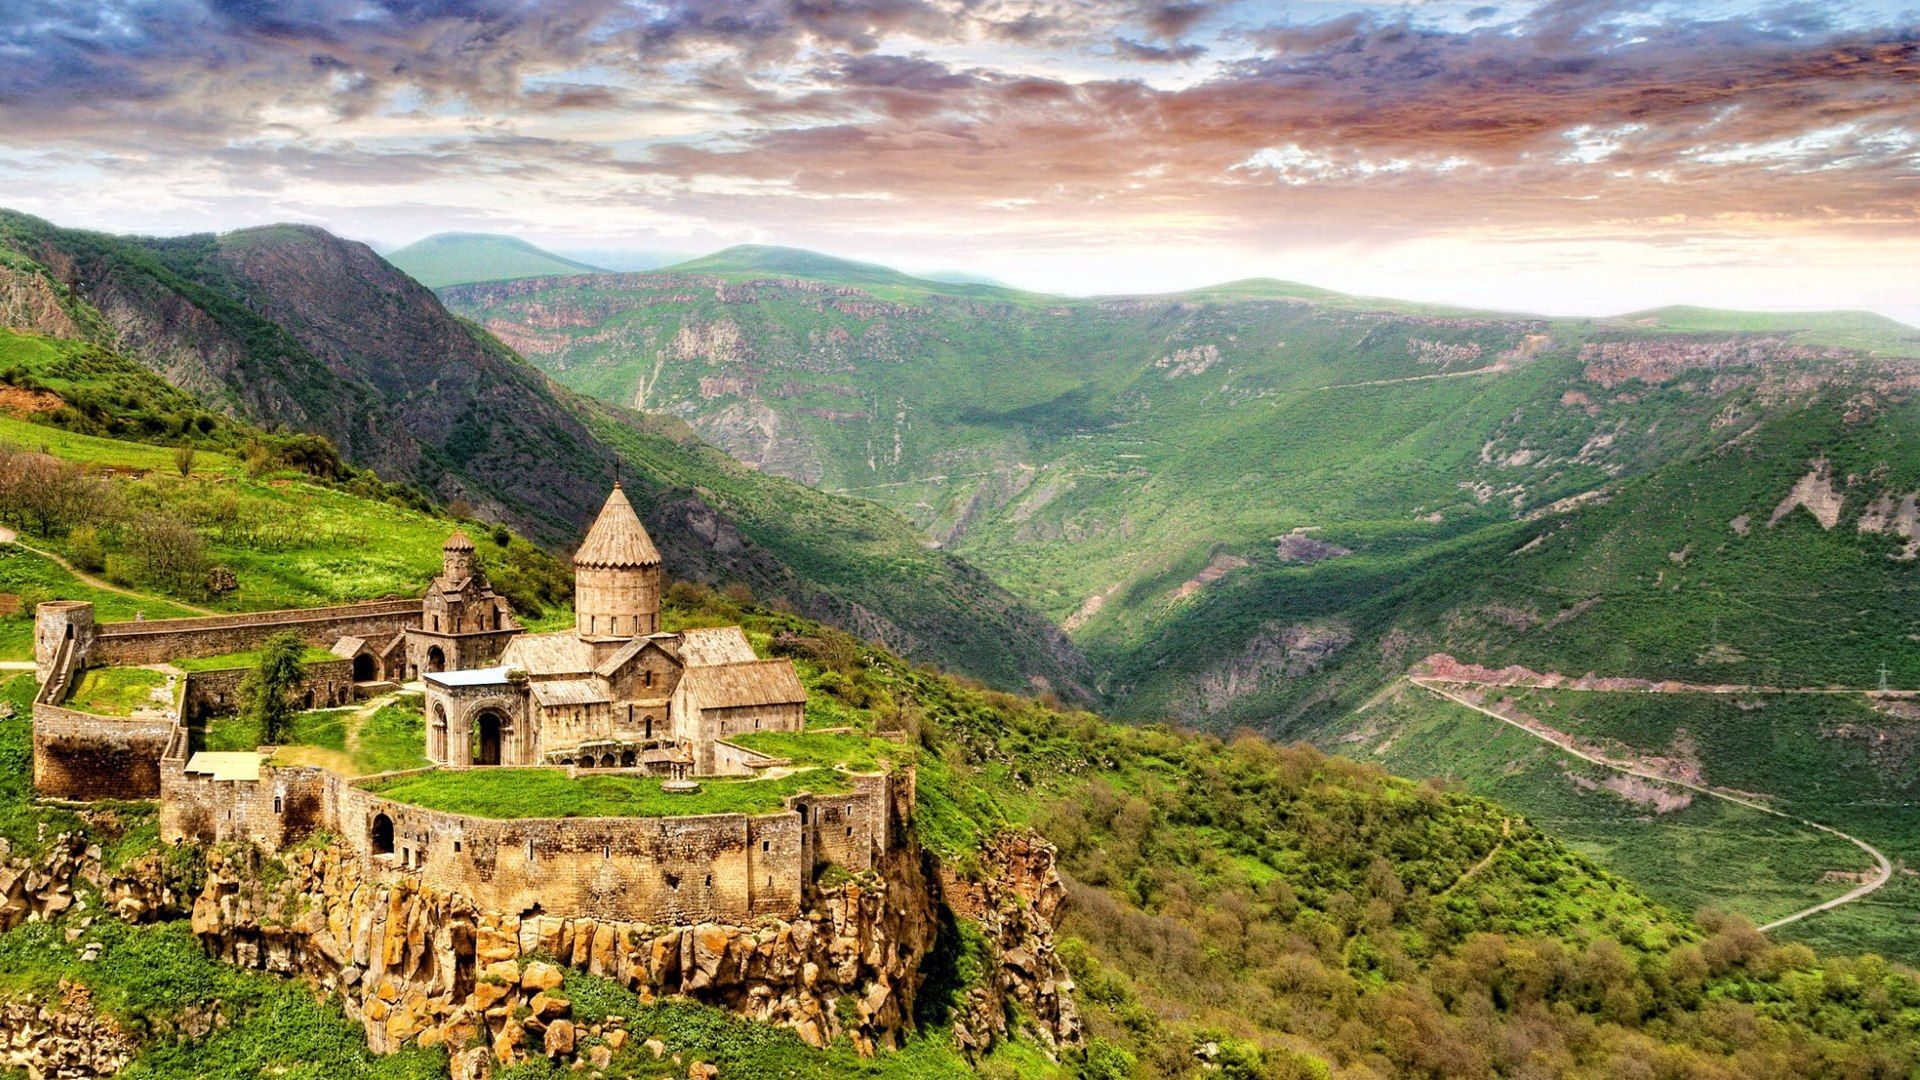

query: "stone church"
left=421, top=483, right=807, bottom=776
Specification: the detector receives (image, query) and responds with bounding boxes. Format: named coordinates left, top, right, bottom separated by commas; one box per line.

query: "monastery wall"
left=82, top=599, right=422, bottom=667
left=180, top=658, right=356, bottom=722
left=160, top=758, right=334, bottom=849
left=31, top=703, right=173, bottom=800
left=160, top=763, right=906, bottom=924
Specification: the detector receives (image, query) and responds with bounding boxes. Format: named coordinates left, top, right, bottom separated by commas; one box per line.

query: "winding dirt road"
left=1409, top=677, right=1893, bottom=933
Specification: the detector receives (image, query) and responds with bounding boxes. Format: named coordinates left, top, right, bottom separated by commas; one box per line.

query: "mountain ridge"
left=0, top=209, right=1094, bottom=700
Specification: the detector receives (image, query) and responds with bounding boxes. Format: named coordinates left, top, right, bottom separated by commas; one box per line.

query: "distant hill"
left=666, top=245, right=1033, bottom=302
left=1608, top=304, right=1920, bottom=354
left=385, top=232, right=604, bottom=288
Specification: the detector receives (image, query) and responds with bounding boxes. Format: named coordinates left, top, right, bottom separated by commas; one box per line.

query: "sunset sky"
left=3, top=1, right=1916, bottom=320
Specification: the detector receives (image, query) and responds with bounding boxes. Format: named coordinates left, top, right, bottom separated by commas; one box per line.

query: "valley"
left=0, top=217, right=1918, bottom=1074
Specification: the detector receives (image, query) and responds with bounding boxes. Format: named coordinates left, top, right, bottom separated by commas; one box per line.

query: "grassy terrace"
left=727, top=729, right=909, bottom=772
left=175, top=646, right=337, bottom=673
left=203, top=697, right=430, bottom=777
left=365, top=767, right=849, bottom=819
left=67, top=667, right=170, bottom=716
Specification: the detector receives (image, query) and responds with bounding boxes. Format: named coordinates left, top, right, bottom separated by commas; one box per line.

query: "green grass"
left=203, top=708, right=345, bottom=753
left=67, top=666, right=170, bottom=715
left=367, top=766, right=850, bottom=819
left=0, top=919, right=448, bottom=1079
left=0, top=545, right=200, bottom=660
left=354, top=699, right=431, bottom=775
left=727, top=729, right=909, bottom=771
left=1326, top=685, right=1871, bottom=930
left=204, top=697, right=429, bottom=775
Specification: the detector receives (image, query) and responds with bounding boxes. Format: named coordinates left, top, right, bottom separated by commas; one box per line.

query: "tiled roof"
left=531, top=679, right=612, bottom=707
left=574, top=483, right=661, bottom=568
left=500, top=632, right=598, bottom=676
left=677, top=626, right=758, bottom=667
left=687, top=659, right=806, bottom=710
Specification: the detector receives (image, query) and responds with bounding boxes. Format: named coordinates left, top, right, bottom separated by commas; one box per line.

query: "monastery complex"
left=26, top=484, right=910, bottom=925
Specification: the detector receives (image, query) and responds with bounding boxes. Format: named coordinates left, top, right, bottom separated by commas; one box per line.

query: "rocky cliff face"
left=0, top=814, right=1081, bottom=1075
left=189, top=842, right=937, bottom=1068
left=938, top=833, right=1081, bottom=1056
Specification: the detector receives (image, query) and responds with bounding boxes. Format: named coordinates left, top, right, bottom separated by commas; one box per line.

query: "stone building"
left=398, top=530, right=520, bottom=679
left=423, top=483, right=807, bottom=776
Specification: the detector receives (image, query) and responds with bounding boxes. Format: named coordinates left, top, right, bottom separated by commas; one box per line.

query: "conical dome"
left=574, top=483, right=661, bottom=568
left=444, top=530, right=475, bottom=551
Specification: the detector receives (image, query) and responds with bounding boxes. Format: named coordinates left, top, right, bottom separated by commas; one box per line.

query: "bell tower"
left=573, top=483, right=664, bottom=639
left=442, top=530, right=476, bottom=583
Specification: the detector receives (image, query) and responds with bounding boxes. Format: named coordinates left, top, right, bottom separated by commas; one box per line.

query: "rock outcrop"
left=0, top=981, right=136, bottom=1077
left=938, top=833, right=1081, bottom=1056
left=190, top=841, right=941, bottom=1066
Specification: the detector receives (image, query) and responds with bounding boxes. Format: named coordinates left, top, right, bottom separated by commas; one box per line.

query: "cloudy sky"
left=2, top=1, right=1916, bottom=320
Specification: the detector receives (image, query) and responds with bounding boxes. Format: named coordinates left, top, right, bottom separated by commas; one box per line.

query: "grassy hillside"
left=446, top=255, right=1920, bottom=727
left=1327, top=683, right=1917, bottom=957
left=0, top=211, right=1091, bottom=698
left=384, top=233, right=603, bottom=288
left=6, top=578, right=1920, bottom=1076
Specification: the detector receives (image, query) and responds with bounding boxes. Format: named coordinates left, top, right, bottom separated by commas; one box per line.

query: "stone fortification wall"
left=334, top=778, right=809, bottom=924
left=31, top=704, right=174, bottom=800
left=180, top=658, right=355, bottom=722
left=160, top=758, right=334, bottom=850
left=162, top=763, right=907, bottom=926
left=85, top=599, right=422, bottom=668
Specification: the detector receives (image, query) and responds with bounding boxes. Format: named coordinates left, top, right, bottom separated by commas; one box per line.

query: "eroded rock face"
left=0, top=981, right=136, bottom=1077
left=1185, top=621, right=1355, bottom=718
left=938, top=833, right=1081, bottom=1057
left=190, top=841, right=943, bottom=1066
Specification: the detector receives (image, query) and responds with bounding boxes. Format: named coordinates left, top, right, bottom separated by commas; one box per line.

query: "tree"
left=173, top=443, right=195, bottom=477
left=240, top=631, right=308, bottom=743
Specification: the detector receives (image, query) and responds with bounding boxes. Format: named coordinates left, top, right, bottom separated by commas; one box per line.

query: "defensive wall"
left=159, top=753, right=909, bottom=925
left=179, top=658, right=356, bottom=723
left=35, top=598, right=422, bottom=677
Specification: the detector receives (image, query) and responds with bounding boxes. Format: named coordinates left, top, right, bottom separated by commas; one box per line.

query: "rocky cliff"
left=0, top=820, right=1081, bottom=1074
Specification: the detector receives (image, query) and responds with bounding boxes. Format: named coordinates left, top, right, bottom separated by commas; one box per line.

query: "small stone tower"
left=442, top=530, right=476, bottom=583
left=574, top=482, right=664, bottom=639
left=34, top=600, right=95, bottom=683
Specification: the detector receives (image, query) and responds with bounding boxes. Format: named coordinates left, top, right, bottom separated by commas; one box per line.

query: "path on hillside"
left=1300, top=362, right=1512, bottom=393
left=6, top=536, right=217, bottom=616
left=1408, top=678, right=1893, bottom=933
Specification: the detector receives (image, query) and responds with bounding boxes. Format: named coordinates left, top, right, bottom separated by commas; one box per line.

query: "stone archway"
left=371, top=813, right=394, bottom=856
left=474, top=709, right=505, bottom=766
left=425, top=645, right=447, bottom=673
left=352, top=653, right=376, bottom=682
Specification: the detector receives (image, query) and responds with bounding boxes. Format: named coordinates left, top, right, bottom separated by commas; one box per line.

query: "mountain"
left=385, top=232, right=604, bottom=288
left=443, top=253, right=1920, bottom=710
left=0, top=211, right=1091, bottom=699
left=444, top=252, right=1920, bottom=962
left=664, top=245, right=1032, bottom=301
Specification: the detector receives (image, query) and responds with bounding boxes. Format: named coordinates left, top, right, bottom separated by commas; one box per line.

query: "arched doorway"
left=352, top=653, right=376, bottom=682
left=475, top=709, right=504, bottom=766
left=620, top=749, right=636, bottom=768
left=371, top=813, right=394, bottom=856
left=426, top=645, right=446, bottom=673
